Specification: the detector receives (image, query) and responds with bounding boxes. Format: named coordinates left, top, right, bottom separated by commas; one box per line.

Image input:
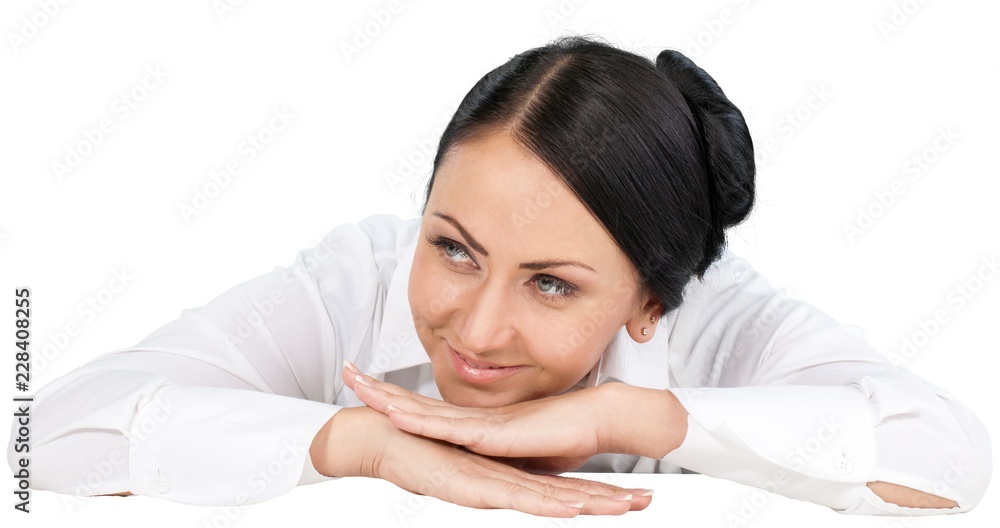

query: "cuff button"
left=155, top=475, right=170, bottom=494
left=835, top=456, right=855, bottom=475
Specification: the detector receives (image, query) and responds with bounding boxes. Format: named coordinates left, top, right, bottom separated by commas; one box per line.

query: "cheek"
left=530, top=314, right=614, bottom=380
left=408, top=250, right=459, bottom=331
left=550, top=304, right=625, bottom=371
left=408, top=254, right=437, bottom=326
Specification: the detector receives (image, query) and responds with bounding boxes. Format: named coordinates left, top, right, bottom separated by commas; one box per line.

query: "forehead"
left=428, top=131, right=634, bottom=280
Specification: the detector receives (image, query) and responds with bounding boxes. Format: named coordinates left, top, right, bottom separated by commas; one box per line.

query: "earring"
left=641, top=327, right=648, bottom=336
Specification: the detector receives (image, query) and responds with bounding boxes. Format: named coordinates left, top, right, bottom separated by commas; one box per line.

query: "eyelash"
left=427, top=235, right=580, bottom=302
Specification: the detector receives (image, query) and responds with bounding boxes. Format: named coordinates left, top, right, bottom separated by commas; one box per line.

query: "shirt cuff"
left=663, top=385, right=876, bottom=510
left=128, top=382, right=340, bottom=505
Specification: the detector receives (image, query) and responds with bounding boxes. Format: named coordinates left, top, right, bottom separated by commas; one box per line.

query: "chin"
left=440, top=387, right=511, bottom=408
left=436, top=380, right=526, bottom=408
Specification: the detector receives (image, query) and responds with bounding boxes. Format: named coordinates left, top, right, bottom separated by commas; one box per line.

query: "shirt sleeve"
left=660, top=249, right=992, bottom=514
left=6, top=214, right=409, bottom=506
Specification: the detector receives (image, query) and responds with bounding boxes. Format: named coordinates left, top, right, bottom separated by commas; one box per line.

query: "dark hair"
left=420, top=35, right=755, bottom=313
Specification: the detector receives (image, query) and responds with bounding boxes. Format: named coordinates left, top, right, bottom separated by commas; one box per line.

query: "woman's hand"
left=309, top=403, right=653, bottom=517
left=341, top=361, right=684, bottom=470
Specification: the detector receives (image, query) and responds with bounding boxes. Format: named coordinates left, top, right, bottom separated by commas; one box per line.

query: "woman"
left=10, top=36, right=990, bottom=517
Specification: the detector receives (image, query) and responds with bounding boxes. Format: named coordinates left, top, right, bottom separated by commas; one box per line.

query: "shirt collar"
left=367, top=228, right=673, bottom=391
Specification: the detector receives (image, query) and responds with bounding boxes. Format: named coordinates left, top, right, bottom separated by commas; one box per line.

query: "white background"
left=1, top=0, right=998, bottom=526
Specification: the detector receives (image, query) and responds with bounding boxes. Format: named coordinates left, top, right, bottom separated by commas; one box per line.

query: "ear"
left=625, top=293, right=666, bottom=343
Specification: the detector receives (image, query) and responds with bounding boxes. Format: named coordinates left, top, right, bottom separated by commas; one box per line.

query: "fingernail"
left=560, top=501, right=584, bottom=509
left=386, top=404, right=406, bottom=414
left=343, top=360, right=361, bottom=374
left=355, top=374, right=371, bottom=386
left=627, top=488, right=654, bottom=497
left=609, top=493, right=632, bottom=501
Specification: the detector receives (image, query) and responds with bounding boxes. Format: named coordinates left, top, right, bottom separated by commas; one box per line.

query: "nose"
left=454, top=279, right=515, bottom=355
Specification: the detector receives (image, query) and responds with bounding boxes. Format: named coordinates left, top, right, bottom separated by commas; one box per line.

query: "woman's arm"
left=7, top=214, right=652, bottom=516
left=652, top=249, right=990, bottom=514
left=598, top=383, right=959, bottom=508
left=309, top=402, right=654, bottom=516
left=5, top=216, right=404, bottom=504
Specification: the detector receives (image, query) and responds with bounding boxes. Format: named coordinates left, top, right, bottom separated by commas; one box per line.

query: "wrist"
left=596, top=382, right=688, bottom=459
left=309, top=406, right=396, bottom=479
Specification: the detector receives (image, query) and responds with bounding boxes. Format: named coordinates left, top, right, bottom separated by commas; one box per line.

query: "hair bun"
left=655, top=49, right=755, bottom=276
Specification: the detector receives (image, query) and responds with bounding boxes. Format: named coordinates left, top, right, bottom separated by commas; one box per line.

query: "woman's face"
left=409, top=130, right=663, bottom=408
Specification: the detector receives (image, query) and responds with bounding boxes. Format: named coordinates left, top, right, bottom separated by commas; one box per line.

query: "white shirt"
left=8, top=214, right=991, bottom=515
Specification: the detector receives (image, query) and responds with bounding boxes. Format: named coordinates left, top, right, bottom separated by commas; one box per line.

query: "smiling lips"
left=447, top=343, right=526, bottom=384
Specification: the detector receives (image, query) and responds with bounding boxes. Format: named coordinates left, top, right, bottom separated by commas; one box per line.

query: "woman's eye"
left=534, top=276, right=578, bottom=299
left=429, top=236, right=473, bottom=265
left=442, top=241, right=470, bottom=261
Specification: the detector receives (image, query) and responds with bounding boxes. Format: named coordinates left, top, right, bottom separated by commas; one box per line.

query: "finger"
left=624, top=491, right=654, bottom=511
left=440, top=470, right=584, bottom=518
left=529, top=473, right=654, bottom=511
left=346, top=375, right=391, bottom=411
left=512, top=481, right=632, bottom=516
left=343, top=359, right=362, bottom=376
left=351, top=375, right=486, bottom=422
left=350, top=376, right=464, bottom=419
left=346, top=363, right=462, bottom=410
left=350, top=376, right=465, bottom=419
left=341, top=362, right=428, bottom=412
left=493, top=473, right=634, bottom=516
left=387, top=411, right=516, bottom=455
left=465, top=457, right=634, bottom=516
left=340, top=363, right=359, bottom=392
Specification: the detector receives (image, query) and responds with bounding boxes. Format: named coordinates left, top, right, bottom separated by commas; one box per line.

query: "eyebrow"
left=433, top=212, right=489, bottom=256
left=432, top=211, right=596, bottom=273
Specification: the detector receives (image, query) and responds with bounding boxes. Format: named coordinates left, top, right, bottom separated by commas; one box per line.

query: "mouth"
left=447, top=343, right=527, bottom=385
